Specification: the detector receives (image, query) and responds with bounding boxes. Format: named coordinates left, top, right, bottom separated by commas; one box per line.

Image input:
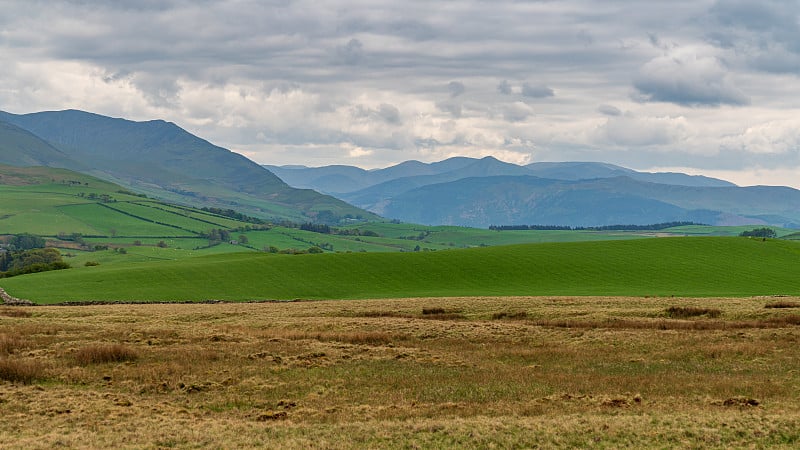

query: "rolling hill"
left=0, top=109, right=375, bottom=224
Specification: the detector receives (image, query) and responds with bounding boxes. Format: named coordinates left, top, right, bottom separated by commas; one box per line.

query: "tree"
left=238, top=234, right=249, bottom=244
left=739, top=228, right=777, bottom=239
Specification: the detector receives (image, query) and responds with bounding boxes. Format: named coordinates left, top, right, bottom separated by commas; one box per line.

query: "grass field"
left=3, top=237, right=799, bottom=304
left=0, top=296, right=798, bottom=448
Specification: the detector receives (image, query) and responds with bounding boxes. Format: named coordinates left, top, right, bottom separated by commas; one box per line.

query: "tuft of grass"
left=0, top=308, right=32, bottom=318
left=665, top=306, right=721, bottom=318
left=421, top=307, right=465, bottom=320
left=765, top=301, right=800, bottom=309
left=0, top=334, right=27, bottom=354
left=263, top=329, right=396, bottom=346
left=491, top=311, right=528, bottom=320
left=75, top=344, right=138, bottom=365
left=0, top=358, right=46, bottom=384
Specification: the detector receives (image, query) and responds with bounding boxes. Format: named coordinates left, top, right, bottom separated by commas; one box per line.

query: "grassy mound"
left=2, top=237, right=798, bottom=303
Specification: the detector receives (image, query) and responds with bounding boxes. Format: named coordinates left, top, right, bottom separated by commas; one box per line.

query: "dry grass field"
left=1, top=296, right=799, bottom=448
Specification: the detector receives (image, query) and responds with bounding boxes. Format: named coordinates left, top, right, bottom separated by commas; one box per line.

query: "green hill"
left=3, top=237, right=798, bottom=304
left=0, top=109, right=375, bottom=224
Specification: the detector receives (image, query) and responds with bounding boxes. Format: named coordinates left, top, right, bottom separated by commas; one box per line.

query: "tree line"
left=489, top=221, right=705, bottom=231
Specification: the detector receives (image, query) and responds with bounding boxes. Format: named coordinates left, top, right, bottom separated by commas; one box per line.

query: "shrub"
left=85, top=261, right=100, bottom=267
left=665, top=306, right=722, bottom=318
left=0, top=358, right=46, bottom=384
left=75, top=344, right=138, bottom=365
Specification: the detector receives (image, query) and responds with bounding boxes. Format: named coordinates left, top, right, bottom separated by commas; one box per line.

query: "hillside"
left=0, top=109, right=374, bottom=224
left=0, top=120, right=82, bottom=169
left=3, top=237, right=798, bottom=303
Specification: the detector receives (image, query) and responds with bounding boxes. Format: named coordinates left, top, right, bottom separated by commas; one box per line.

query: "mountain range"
left=2, top=108, right=799, bottom=229
left=267, top=157, right=800, bottom=228
left=0, top=110, right=374, bottom=223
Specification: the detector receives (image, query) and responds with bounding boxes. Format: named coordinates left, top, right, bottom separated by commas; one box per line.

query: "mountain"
left=339, top=157, right=532, bottom=213
left=0, top=110, right=375, bottom=223
left=268, top=157, right=736, bottom=197
left=266, top=157, right=782, bottom=227
left=265, top=156, right=481, bottom=195
left=0, top=120, right=83, bottom=169
left=376, top=175, right=800, bottom=228
left=525, top=162, right=735, bottom=187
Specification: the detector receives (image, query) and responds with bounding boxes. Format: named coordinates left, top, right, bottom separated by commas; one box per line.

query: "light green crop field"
left=663, top=224, right=798, bottom=237
left=3, top=237, right=799, bottom=304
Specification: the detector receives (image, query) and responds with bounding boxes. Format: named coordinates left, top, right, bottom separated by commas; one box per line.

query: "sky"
left=1, top=0, right=799, bottom=188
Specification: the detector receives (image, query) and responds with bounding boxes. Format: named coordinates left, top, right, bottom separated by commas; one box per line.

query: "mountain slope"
left=0, top=120, right=84, bottom=169
left=376, top=175, right=800, bottom=228
left=0, top=110, right=374, bottom=223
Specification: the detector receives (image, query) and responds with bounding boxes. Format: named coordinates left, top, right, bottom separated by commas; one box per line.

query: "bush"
left=0, top=358, right=46, bottom=384
left=75, top=344, right=138, bottom=365
left=85, top=261, right=100, bottom=267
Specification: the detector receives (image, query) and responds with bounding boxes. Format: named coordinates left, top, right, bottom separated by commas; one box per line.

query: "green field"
left=4, top=237, right=799, bottom=304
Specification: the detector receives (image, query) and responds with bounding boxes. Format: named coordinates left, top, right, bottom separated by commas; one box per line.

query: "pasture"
left=2, top=237, right=799, bottom=304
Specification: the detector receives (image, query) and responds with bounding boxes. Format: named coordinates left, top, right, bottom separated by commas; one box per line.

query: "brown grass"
left=491, top=311, right=528, bottom=320
left=765, top=301, right=800, bottom=309
left=0, top=358, right=46, bottom=384
left=0, top=296, right=799, bottom=448
left=0, top=333, right=26, bottom=354
left=74, top=344, right=139, bottom=365
left=0, top=307, right=32, bottom=318
left=665, top=306, right=722, bottom=318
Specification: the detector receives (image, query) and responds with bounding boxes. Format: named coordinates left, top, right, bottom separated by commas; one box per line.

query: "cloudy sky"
left=2, top=0, right=800, bottom=188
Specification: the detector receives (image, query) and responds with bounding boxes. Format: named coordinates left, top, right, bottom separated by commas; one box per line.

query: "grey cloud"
left=130, top=74, right=182, bottom=108
left=597, top=104, right=622, bottom=116
left=447, top=81, right=466, bottom=97
left=336, top=38, right=365, bottom=65
left=353, top=103, right=402, bottom=125
left=503, top=102, right=532, bottom=122
left=497, top=80, right=513, bottom=95
left=521, top=83, right=554, bottom=99
left=436, top=100, right=462, bottom=118
left=633, top=52, right=749, bottom=106
left=378, top=104, right=401, bottom=124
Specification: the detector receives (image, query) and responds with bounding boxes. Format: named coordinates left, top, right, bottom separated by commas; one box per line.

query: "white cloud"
left=594, top=113, right=691, bottom=148
left=721, top=119, right=800, bottom=155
